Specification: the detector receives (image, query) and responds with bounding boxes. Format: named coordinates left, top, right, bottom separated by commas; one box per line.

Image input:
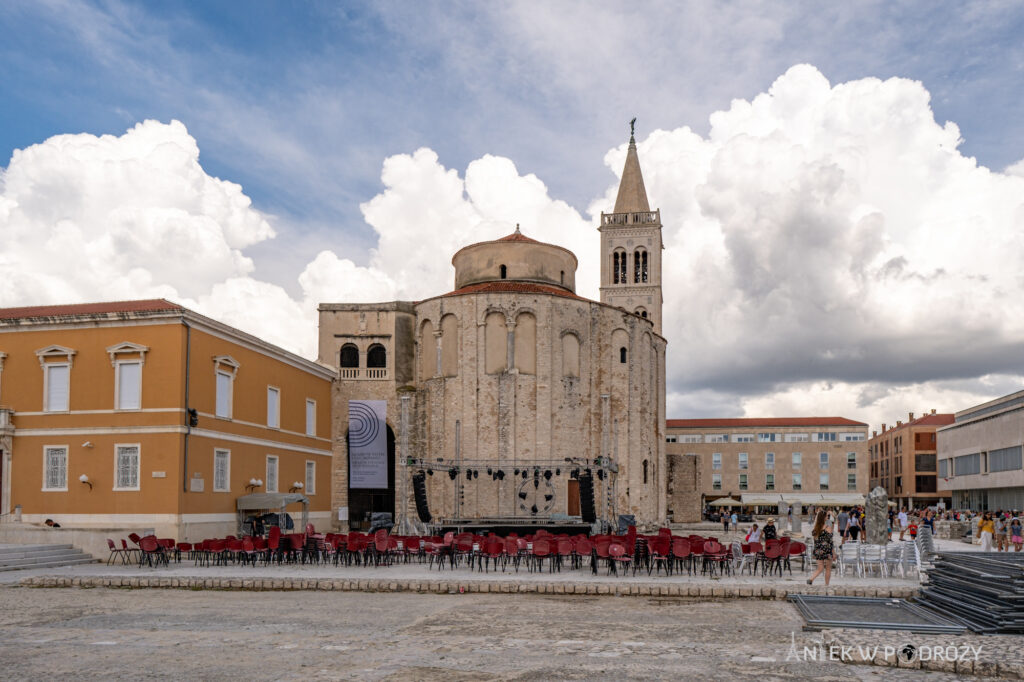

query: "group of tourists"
left=974, top=510, right=1024, bottom=552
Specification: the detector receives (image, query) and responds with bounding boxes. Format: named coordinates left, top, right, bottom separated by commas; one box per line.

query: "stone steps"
left=0, top=544, right=97, bottom=571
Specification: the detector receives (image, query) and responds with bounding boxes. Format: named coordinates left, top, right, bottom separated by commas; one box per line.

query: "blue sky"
left=2, top=1, right=1024, bottom=424
left=4, top=1, right=1023, bottom=288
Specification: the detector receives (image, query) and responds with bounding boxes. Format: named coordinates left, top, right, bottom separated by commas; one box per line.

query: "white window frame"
left=757, top=433, right=777, bottom=443
left=712, top=452, right=722, bottom=470
left=819, top=473, right=829, bottom=490
left=738, top=452, right=748, bottom=470
left=680, top=435, right=702, bottom=443
left=739, top=473, right=748, bottom=490
left=305, top=460, right=316, bottom=495
left=266, top=455, right=279, bottom=493
left=792, top=452, right=802, bottom=469
left=214, top=449, right=231, bottom=492
left=213, top=355, right=239, bottom=419
left=113, top=443, right=141, bottom=491
left=114, top=359, right=143, bottom=411
left=711, top=473, right=722, bottom=490
left=765, top=452, right=775, bottom=470
left=42, top=445, right=68, bottom=491
left=733, top=434, right=754, bottom=443
left=792, top=473, right=802, bottom=490
left=267, top=386, right=280, bottom=429
left=305, top=399, right=317, bottom=437
left=706, top=434, right=728, bottom=443
left=785, top=433, right=809, bottom=443
left=847, top=473, right=857, bottom=490
left=819, top=451, right=829, bottom=468
left=765, top=473, right=775, bottom=490
left=43, top=362, right=71, bottom=413
left=847, top=452, right=857, bottom=469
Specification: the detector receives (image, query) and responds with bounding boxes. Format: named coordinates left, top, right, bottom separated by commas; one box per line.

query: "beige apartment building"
left=867, top=410, right=954, bottom=508
left=665, top=417, right=869, bottom=521
left=938, top=390, right=1024, bottom=511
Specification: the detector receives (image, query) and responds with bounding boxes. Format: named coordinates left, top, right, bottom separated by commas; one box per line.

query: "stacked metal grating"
left=917, top=552, right=1024, bottom=634
left=789, top=594, right=965, bottom=633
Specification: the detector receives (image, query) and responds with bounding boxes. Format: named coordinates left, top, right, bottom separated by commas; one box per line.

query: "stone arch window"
left=499, top=264, right=507, bottom=279
left=419, top=320, right=435, bottom=380
left=560, top=270, right=565, bottom=286
left=612, top=249, right=627, bottom=284
left=514, top=312, right=536, bottom=375
left=635, top=307, right=648, bottom=319
left=367, top=344, right=387, bottom=368
left=619, top=347, right=627, bottom=364
left=633, top=248, right=648, bottom=283
left=643, top=459, right=649, bottom=485
left=339, top=344, right=359, bottom=368
left=440, top=314, right=459, bottom=377
left=485, top=312, right=507, bottom=374
left=561, top=332, right=580, bottom=378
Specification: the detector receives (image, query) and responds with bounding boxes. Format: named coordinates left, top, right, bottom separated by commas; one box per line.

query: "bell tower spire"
left=599, top=120, right=664, bottom=334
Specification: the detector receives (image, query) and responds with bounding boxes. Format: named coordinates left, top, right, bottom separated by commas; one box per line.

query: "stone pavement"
left=0, top=587, right=967, bottom=680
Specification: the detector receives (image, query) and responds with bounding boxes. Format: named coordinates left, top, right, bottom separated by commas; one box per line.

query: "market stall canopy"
left=709, top=497, right=742, bottom=507
left=778, top=493, right=865, bottom=506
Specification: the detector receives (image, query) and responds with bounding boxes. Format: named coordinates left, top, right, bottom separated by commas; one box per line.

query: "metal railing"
left=338, top=368, right=389, bottom=380
left=600, top=210, right=660, bottom=226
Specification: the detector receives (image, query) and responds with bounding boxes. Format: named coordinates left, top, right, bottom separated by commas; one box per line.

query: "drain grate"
left=788, top=594, right=965, bottom=633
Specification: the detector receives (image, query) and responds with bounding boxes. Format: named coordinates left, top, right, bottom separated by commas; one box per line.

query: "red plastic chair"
left=139, top=535, right=168, bottom=568
left=647, top=536, right=671, bottom=576
left=608, top=542, right=632, bottom=576
left=106, top=538, right=129, bottom=565
left=670, top=538, right=691, bottom=575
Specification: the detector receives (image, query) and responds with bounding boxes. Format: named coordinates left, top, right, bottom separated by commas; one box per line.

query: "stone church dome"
left=451, top=226, right=578, bottom=293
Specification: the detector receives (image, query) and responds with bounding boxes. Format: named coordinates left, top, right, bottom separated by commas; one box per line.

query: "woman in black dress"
left=807, top=509, right=835, bottom=586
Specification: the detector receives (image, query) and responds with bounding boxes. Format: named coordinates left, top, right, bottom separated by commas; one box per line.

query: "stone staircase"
left=0, top=544, right=97, bottom=572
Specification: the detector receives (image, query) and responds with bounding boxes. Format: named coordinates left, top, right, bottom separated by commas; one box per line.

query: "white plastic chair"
left=838, top=542, right=859, bottom=576
left=860, top=544, right=886, bottom=577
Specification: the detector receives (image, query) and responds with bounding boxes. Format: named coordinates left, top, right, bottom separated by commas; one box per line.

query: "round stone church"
left=318, top=131, right=668, bottom=530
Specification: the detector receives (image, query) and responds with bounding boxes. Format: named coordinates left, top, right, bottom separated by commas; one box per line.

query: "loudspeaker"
left=578, top=471, right=596, bottom=523
left=412, top=471, right=432, bottom=523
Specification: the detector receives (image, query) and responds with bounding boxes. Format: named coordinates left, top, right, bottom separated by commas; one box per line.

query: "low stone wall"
left=933, top=520, right=969, bottom=540
left=0, top=523, right=154, bottom=560
left=19, top=574, right=920, bottom=600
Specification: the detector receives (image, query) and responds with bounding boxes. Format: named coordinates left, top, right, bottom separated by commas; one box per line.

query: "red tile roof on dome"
left=0, top=299, right=183, bottom=320
left=442, top=281, right=586, bottom=301
left=667, top=417, right=867, bottom=428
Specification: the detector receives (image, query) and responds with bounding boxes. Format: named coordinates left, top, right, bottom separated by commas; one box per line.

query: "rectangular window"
left=114, top=444, right=140, bottom=491
left=44, top=364, right=70, bottom=412
left=989, top=445, right=1023, bottom=473
left=306, top=399, right=317, bottom=437
left=680, top=435, right=702, bottom=443
left=765, top=452, right=775, bottom=469
left=739, top=473, right=748, bottom=490
left=819, top=473, right=829, bottom=490
left=841, top=433, right=865, bottom=441
left=733, top=434, right=754, bottom=443
left=757, top=433, right=777, bottom=443
left=847, top=473, right=857, bottom=490
left=706, top=434, right=728, bottom=443
left=215, top=371, right=233, bottom=418
left=665, top=435, right=677, bottom=443
left=914, top=453, right=937, bottom=472
left=214, top=449, right=230, bottom=492
left=267, top=387, right=280, bottom=428
left=115, top=361, right=142, bottom=410
left=305, top=460, right=316, bottom=494
left=738, top=452, right=748, bottom=470
left=953, top=453, right=981, bottom=476
left=712, top=452, right=721, bottom=470
left=266, top=455, right=279, bottom=493
left=43, top=446, right=68, bottom=490
left=784, top=433, right=809, bottom=442
left=792, top=452, right=802, bottom=469
left=765, top=473, right=775, bottom=490
left=847, top=452, right=856, bottom=469
left=814, top=432, right=837, bottom=442
left=819, top=452, right=829, bottom=467
left=711, top=473, right=721, bottom=490
left=938, top=458, right=949, bottom=478
left=792, top=473, right=802, bottom=490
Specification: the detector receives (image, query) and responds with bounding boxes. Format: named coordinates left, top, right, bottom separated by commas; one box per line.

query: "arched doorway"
left=346, top=425, right=395, bottom=529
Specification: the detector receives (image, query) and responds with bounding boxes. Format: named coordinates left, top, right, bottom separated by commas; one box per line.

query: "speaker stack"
left=578, top=470, right=596, bottom=523
left=412, top=470, right=432, bottom=523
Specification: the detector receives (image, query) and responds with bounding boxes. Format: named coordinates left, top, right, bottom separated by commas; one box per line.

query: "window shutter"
left=46, top=365, right=70, bottom=411
left=117, top=362, right=141, bottom=409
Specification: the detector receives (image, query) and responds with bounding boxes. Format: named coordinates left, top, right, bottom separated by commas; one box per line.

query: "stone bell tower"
left=599, top=121, right=663, bottom=334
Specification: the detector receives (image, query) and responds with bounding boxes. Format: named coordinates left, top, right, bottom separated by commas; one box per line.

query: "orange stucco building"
left=0, top=300, right=334, bottom=541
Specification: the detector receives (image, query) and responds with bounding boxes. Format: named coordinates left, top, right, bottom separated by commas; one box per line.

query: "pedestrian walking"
left=722, top=511, right=730, bottom=533
left=847, top=514, right=860, bottom=542
left=1010, top=517, right=1022, bottom=552
left=898, top=507, right=909, bottom=540
left=995, top=513, right=1008, bottom=552
left=807, top=510, right=836, bottom=587
left=978, top=511, right=995, bottom=551
left=837, top=508, right=849, bottom=545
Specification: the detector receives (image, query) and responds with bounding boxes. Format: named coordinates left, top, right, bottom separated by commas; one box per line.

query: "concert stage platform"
left=432, top=517, right=595, bottom=536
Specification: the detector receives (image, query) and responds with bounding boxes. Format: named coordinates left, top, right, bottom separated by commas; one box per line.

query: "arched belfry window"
left=619, top=347, right=627, bottom=364
left=500, top=264, right=507, bottom=279
left=612, top=250, right=627, bottom=284
left=340, top=344, right=359, bottom=368
left=635, top=308, right=647, bottom=319
left=367, top=344, right=387, bottom=368
left=634, top=249, right=648, bottom=283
